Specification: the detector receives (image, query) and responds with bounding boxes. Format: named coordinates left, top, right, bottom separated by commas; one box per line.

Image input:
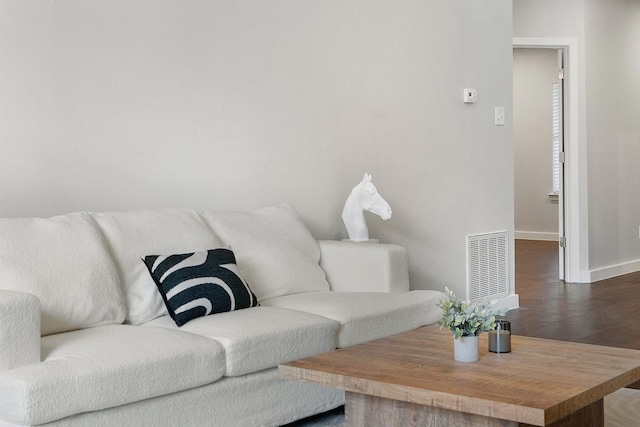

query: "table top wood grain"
left=279, top=325, right=640, bottom=426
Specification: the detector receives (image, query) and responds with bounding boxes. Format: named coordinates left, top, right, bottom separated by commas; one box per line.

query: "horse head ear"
left=363, top=173, right=371, bottom=183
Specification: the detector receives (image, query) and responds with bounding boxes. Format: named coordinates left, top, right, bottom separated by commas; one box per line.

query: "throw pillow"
left=142, top=248, right=259, bottom=327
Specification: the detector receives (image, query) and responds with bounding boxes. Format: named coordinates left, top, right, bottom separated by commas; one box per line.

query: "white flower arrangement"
left=438, top=287, right=508, bottom=339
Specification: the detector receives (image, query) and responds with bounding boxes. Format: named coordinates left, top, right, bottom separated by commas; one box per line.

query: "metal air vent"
left=467, top=231, right=509, bottom=301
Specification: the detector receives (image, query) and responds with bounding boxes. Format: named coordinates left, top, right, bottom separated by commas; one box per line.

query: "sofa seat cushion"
left=0, top=325, right=225, bottom=426
left=262, top=290, right=442, bottom=348
left=143, top=306, right=339, bottom=377
left=93, top=208, right=223, bottom=325
left=0, top=212, right=125, bottom=336
left=200, top=204, right=330, bottom=302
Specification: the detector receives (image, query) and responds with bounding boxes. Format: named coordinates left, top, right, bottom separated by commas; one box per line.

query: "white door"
left=554, top=49, right=566, bottom=280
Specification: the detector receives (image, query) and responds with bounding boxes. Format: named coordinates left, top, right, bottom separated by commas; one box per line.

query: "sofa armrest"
left=318, top=240, right=410, bottom=293
left=0, top=291, right=41, bottom=371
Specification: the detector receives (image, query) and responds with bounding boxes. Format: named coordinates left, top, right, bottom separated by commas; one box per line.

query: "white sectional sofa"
left=0, top=203, right=441, bottom=427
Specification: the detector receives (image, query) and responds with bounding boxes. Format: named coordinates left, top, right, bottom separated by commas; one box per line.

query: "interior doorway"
left=513, top=37, right=587, bottom=284
left=513, top=46, right=566, bottom=281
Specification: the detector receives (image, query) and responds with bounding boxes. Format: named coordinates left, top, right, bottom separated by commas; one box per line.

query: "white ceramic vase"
left=453, top=335, right=479, bottom=362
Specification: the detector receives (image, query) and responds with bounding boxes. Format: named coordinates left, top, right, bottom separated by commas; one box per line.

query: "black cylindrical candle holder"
left=488, top=319, right=511, bottom=353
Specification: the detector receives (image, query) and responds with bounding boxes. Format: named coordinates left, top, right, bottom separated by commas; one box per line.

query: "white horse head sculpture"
left=342, top=173, right=392, bottom=242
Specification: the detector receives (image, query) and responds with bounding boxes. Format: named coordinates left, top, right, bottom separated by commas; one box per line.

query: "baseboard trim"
left=514, top=231, right=559, bottom=241
left=492, top=293, right=519, bottom=311
left=589, top=259, right=640, bottom=283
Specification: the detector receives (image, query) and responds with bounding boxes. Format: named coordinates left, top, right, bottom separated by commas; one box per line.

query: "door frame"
left=513, top=37, right=589, bottom=283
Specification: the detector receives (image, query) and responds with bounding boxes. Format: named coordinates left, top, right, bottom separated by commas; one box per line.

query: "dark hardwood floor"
left=505, top=239, right=640, bottom=389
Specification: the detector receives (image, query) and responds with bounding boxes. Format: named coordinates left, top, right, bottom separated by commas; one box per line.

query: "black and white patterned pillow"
left=142, top=248, right=259, bottom=326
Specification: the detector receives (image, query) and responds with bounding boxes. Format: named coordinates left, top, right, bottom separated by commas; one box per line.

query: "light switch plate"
left=495, top=107, right=505, bottom=125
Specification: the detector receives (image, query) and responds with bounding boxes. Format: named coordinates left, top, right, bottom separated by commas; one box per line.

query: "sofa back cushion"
left=93, top=208, right=223, bottom=325
left=200, top=204, right=330, bottom=302
left=0, top=212, right=125, bottom=336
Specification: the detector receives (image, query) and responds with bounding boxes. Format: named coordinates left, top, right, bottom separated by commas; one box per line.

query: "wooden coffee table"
left=279, top=325, right=640, bottom=426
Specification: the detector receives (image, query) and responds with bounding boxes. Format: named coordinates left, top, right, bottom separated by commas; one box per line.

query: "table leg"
left=344, top=392, right=604, bottom=427
left=545, top=398, right=603, bottom=427
left=345, top=392, right=517, bottom=426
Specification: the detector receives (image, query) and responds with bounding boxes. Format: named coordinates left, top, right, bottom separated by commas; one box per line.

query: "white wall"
left=514, top=0, right=640, bottom=280
left=584, top=0, right=640, bottom=275
left=0, top=0, right=515, bottom=300
left=513, top=48, right=559, bottom=240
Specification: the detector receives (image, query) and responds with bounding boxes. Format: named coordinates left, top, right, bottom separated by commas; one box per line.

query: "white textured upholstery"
left=0, top=325, right=225, bottom=426
left=0, top=212, right=125, bottom=335
left=12, top=368, right=344, bottom=427
left=0, top=291, right=40, bottom=371
left=93, top=208, right=222, bottom=325
left=0, top=205, right=440, bottom=427
left=318, top=240, right=411, bottom=292
left=144, top=306, right=339, bottom=377
left=201, top=204, right=330, bottom=302
left=262, top=290, right=442, bottom=347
